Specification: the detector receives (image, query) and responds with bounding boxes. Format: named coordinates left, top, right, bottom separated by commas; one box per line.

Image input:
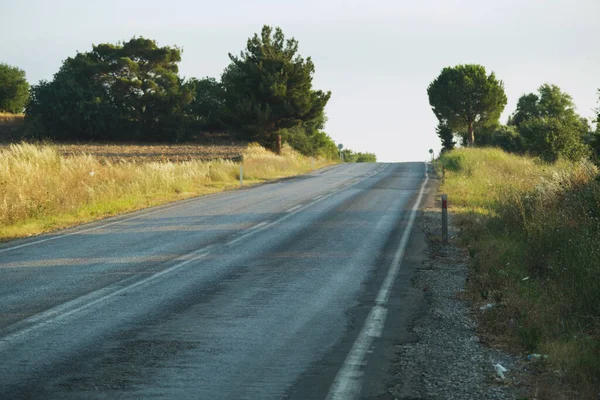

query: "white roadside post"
left=240, top=165, right=244, bottom=187
left=442, top=194, right=448, bottom=243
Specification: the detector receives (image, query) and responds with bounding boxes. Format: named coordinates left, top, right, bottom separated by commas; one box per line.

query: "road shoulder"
left=385, top=176, right=528, bottom=399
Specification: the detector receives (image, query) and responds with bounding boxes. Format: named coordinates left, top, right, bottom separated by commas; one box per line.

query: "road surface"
left=0, top=162, right=431, bottom=399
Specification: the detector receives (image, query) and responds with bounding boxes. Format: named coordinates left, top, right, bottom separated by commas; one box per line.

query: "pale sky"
left=2, top=0, right=599, bottom=161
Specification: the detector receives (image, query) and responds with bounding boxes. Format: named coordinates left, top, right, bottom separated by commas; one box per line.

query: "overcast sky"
left=2, top=0, right=599, bottom=161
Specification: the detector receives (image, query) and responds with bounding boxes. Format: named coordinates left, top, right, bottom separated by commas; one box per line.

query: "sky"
left=2, top=0, right=599, bottom=161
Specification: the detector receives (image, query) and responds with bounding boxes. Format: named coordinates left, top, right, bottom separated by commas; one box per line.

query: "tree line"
left=427, top=64, right=600, bottom=162
left=0, top=26, right=375, bottom=161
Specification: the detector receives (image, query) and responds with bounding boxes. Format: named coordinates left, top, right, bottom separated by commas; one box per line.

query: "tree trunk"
left=276, top=134, right=282, bottom=155
left=468, top=121, right=475, bottom=146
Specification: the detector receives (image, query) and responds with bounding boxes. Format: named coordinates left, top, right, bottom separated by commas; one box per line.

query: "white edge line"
left=286, top=204, right=303, bottom=213
left=0, top=249, right=212, bottom=348
left=326, top=163, right=429, bottom=400
left=0, top=200, right=203, bottom=254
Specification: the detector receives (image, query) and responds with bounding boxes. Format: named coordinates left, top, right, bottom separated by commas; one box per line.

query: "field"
left=54, top=143, right=247, bottom=163
left=438, top=148, right=600, bottom=398
left=0, top=142, right=334, bottom=240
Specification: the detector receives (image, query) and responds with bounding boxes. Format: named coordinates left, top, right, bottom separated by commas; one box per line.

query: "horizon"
left=2, top=0, right=599, bottom=161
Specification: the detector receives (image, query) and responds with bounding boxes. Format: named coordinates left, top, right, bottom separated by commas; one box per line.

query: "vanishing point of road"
left=0, top=162, right=432, bottom=399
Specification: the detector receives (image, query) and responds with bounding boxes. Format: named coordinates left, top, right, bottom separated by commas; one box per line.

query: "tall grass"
left=0, top=112, right=24, bottom=124
left=439, top=148, right=600, bottom=395
left=0, top=142, right=332, bottom=239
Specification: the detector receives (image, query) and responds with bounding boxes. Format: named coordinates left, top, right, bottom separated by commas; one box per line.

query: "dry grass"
left=0, top=112, right=24, bottom=124
left=0, top=142, right=333, bottom=240
left=438, top=148, right=600, bottom=398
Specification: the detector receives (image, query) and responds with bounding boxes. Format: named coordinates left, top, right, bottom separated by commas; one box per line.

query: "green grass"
left=438, top=148, right=600, bottom=396
left=0, top=142, right=334, bottom=240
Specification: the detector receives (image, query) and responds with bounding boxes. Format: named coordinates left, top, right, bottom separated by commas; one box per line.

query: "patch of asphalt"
left=386, top=193, right=529, bottom=400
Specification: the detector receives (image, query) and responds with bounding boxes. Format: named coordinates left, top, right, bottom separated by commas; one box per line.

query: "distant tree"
left=339, top=149, right=376, bottom=163
left=519, top=117, right=589, bottom=162
left=510, top=84, right=578, bottom=128
left=187, top=77, right=226, bottom=133
left=509, top=84, right=589, bottom=161
left=435, top=122, right=456, bottom=151
left=0, top=63, right=29, bottom=113
left=221, top=25, right=331, bottom=151
left=427, top=64, right=507, bottom=146
left=340, top=149, right=356, bottom=162
left=27, top=37, right=193, bottom=141
left=355, top=152, right=377, bottom=162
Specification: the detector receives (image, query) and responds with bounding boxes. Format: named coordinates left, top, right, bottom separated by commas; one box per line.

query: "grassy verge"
left=438, top=148, right=599, bottom=398
left=0, top=142, right=334, bottom=240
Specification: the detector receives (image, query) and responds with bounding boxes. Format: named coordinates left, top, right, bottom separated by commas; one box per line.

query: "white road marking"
left=0, top=165, right=388, bottom=255
left=0, top=192, right=230, bottom=255
left=286, top=204, right=303, bottom=213
left=312, top=195, right=324, bottom=200
left=0, top=248, right=213, bottom=348
left=0, top=164, right=391, bottom=344
left=326, top=163, right=429, bottom=400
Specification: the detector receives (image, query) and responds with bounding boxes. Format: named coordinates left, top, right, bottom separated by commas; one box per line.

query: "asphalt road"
left=0, top=162, right=431, bottom=399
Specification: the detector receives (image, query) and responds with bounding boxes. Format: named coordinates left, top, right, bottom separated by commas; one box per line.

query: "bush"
left=519, top=117, right=590, bottom=162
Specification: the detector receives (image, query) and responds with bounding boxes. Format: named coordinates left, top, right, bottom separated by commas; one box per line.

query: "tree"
left=355, top=152, right=377, bottom=162
left=221, top=25, right=331, bottom=151
left=435, top=122, right=456, bottom=151
left=508, top=93, right=539, bottom=128
left=339, top=149, right=377, bottom=163
left=427, top=64, right=507, bottom=146
left=519, top=117, right=589, bottom=162
left=509, top=84, right=589, bottom=161
left=477, top=124, right=524, bottom=153
left=510, top=84, right=578, bottom=128
left=187, top=77, right=226, bottom=133
left=26, top=37, right=193, bottom=141
left=0, top=63, right=29, bottom=113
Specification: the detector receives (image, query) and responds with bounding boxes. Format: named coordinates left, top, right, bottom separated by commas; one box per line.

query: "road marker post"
left=441, top=194, right=448, bottom=243
left=240, top=166, right=244, bottom=186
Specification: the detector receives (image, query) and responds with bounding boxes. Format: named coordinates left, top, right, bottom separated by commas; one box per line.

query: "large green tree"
left=27, top=37, right=193, bottom=141
left=509, top=84, right=589, bottom=161
left=221, top=25, right=331, bottom=150
left=0, top=63, right=29, bottom=113
left=427, top=64, right=507, bottom=146
left=509, top=84, right=578, bottom=128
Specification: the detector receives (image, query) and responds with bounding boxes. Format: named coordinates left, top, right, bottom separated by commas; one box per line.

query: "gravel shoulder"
left=387, top=187, right=529, bottom=399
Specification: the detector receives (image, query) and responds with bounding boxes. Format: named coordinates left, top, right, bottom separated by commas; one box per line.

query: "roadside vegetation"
left=438, top=148, right=599, bottom=397
left=0, top=26, right=379, bottom=239
left=427, top=65, right=599, bottom=397
left=0, top=142, right=332, bottom=240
